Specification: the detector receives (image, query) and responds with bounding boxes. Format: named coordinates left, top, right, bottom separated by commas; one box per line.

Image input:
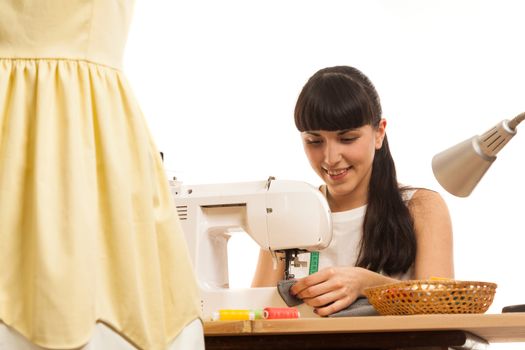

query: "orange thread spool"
left=263, top=307, right=300, bottom=319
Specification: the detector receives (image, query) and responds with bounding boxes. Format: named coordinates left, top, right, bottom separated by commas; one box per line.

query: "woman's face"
left=301, top=119, right=386, bottom=210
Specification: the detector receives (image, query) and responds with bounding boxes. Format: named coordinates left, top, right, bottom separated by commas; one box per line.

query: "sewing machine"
left=171, top=177, right=332, bottom=319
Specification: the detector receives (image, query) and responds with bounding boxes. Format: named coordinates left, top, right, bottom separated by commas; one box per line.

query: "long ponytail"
left=357, top=136, right=416, bottom=275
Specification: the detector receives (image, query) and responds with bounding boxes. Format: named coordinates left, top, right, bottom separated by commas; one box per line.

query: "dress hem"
left=0, top=315, right=203, bottom=350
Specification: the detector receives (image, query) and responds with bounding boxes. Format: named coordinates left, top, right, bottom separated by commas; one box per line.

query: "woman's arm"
left=408, top=189, right=454, bottom=279
left=251, top=249, right=285, bottom=287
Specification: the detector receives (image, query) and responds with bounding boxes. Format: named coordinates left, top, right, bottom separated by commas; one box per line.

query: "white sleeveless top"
left=318, top=204, right=368, bottom=270
left=306, top=187, right=417, bottom=281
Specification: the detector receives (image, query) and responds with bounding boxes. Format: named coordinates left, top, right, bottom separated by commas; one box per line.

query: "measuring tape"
left=309, top=251, right=319, bottom=275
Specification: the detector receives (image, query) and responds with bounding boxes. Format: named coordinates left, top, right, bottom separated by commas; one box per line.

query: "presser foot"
left=281, top=249, right=308, bottom=280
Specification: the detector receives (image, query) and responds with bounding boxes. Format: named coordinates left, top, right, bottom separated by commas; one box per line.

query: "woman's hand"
left=289, top=266, right=365, bottom=316
left=290, top=266, right=397, bottom=316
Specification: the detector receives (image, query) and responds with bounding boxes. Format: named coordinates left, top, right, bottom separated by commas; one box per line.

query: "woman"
left=252, top=66, right=453, bottom=317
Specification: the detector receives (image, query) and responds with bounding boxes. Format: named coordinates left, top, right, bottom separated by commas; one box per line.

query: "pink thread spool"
left=263, top=307, right=300, bottom=319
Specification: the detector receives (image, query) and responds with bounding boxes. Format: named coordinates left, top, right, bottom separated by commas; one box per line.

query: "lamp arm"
left=508, top=112, right=525, bottom=130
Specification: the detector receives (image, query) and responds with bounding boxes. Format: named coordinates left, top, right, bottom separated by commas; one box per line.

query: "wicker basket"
left=363, top=280, right=497, bottom=315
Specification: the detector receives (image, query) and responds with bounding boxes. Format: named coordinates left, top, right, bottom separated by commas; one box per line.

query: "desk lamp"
left=431, top=111, right=525, bottom=312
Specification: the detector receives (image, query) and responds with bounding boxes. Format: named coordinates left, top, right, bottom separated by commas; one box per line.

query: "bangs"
left=295, top=71, right=378, bottom=132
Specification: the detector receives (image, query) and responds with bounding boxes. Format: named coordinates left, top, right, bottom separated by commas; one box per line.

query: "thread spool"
left=263, top=307, right=300, bottom=319
left=252, top=309, right=264, bottom=319
left=211, top=309, right=255, bottom=321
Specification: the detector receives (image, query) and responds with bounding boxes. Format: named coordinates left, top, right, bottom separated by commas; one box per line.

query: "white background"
left=125, top=1, right=525, bottom=348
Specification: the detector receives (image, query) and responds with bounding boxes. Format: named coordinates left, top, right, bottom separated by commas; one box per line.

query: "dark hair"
left=294, top=66, right=416, bottom=275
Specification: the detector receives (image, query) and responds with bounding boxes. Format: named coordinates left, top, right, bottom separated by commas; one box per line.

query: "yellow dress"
left=0, top=1, right=201, bottom=349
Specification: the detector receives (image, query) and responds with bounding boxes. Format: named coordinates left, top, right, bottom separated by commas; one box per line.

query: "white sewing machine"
left=171, top=177, right=332, bottom=319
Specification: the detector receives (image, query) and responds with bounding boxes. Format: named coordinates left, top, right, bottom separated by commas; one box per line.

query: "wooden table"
left=204, top=313, right=525, bottom=350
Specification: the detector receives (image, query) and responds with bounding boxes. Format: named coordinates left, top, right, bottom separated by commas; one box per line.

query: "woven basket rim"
left=364, top=279, right=498, bottom=294
left=363, top=279, right=497, bottom=315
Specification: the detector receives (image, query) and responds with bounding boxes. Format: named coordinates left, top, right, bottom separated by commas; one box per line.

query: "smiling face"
left=302, top=120, right=386, bottom=211
left=294, top=66, right=387, bottom=210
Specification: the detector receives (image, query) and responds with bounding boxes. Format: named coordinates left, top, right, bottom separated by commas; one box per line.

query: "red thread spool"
left=263, top=307, right=300, bottom=319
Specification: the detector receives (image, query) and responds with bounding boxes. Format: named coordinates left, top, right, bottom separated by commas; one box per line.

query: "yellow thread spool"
left=211, top=309, right=255, bottom=321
